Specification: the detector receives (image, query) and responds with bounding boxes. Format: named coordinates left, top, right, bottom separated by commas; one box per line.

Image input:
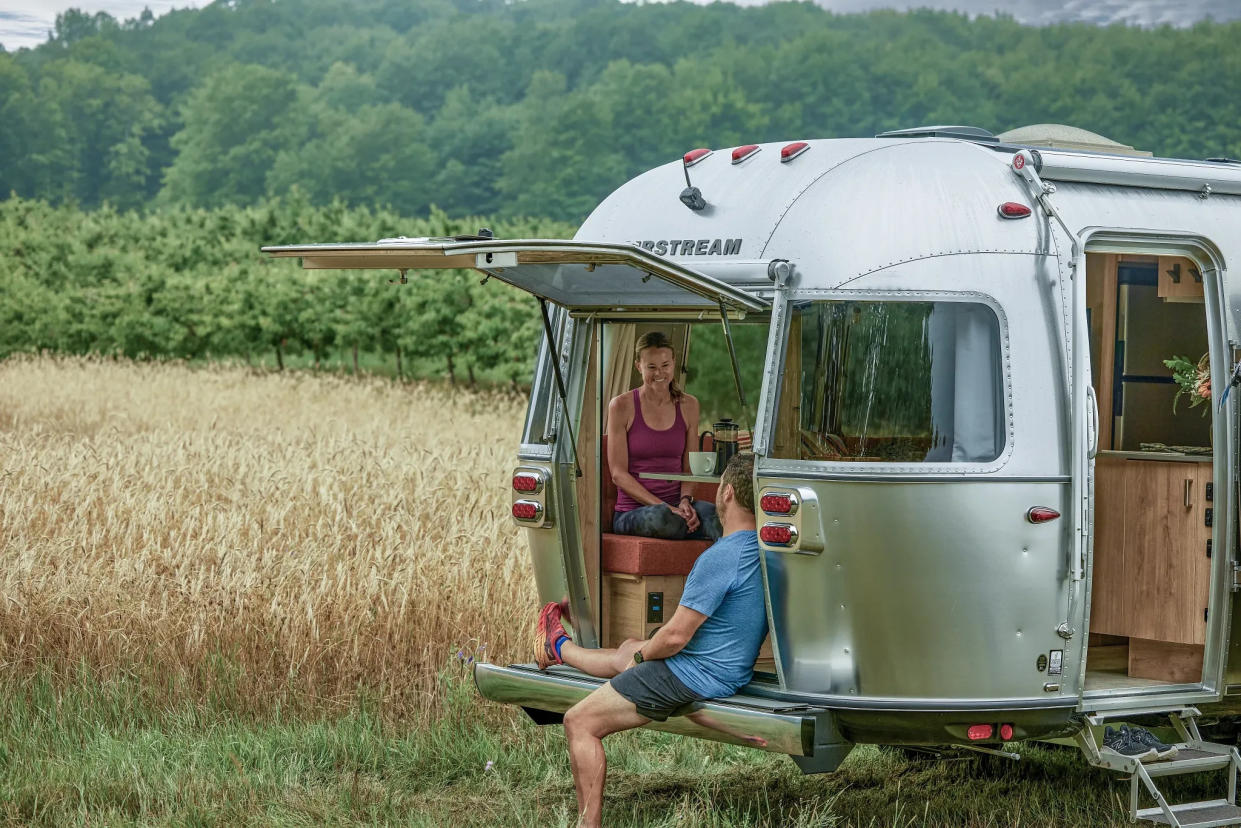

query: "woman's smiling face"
left=636, top=346, right=675, bottom=390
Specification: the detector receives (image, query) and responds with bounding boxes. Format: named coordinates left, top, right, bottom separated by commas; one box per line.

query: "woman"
left=607, top=331, right=721, bottom=540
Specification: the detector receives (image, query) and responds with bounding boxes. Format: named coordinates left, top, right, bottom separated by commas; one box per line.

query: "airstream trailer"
left=266, top=124, right=1241, bottom=826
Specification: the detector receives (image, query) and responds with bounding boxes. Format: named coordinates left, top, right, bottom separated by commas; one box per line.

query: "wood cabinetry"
left=1157, top=255, right=1205, bottom=302
left=1090, top=453, right=1212, bottom=647
left=601, top=572, right=687, bottom=648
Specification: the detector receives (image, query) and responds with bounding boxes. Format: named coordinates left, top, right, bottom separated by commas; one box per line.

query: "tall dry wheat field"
left=0, top=355, right=534, bottom=719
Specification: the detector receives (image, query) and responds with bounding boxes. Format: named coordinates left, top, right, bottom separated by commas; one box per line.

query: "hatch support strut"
left=539, top=298, right=582, bottom=479
left=718, top=299, right=754, bottom=432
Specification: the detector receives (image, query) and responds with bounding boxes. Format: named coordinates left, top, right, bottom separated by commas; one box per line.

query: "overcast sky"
left=2, top=0, right=1239, bottom=51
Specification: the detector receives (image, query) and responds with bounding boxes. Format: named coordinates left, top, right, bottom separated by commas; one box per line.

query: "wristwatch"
left=633, top=650, right=645, bottom=665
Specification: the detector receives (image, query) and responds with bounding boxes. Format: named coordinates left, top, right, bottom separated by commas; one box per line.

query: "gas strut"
left=539, top=298, right=583, bottom=479
left=718, top=298, right=754, bottom=434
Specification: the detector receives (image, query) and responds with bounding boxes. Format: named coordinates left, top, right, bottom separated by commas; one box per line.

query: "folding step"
left=1075, top=708, right=1241, bottom=827
left=1139, top=800, right=1241, bottom=828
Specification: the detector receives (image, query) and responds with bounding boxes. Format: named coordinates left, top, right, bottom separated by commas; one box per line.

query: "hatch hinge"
left=1011, top=150, right=1082, bottom=265
left=1232, top=561, right=1241, bottom=592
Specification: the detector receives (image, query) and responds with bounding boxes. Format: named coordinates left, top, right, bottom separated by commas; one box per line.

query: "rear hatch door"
left=262, top=237, right=768, bottom=313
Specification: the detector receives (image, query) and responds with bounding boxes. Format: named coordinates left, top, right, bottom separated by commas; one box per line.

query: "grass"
left=0, top=354, right=533, bottom=720
left=0, top=355, right=1233, bottom=826
left=3, top=663, right=1230, bottom=826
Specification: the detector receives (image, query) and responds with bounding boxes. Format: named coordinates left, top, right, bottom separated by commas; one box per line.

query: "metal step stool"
left=1076, top=707, right=1241, bottom=827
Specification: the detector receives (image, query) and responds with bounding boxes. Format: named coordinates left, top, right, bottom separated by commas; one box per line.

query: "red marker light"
left=780, top=141, right=809, bottom=162
left=999, top=723, right=1014, bottom=741
left=1027, top=507, right=1061, bottom=524
left=760, top=524, right=797, bottom=546
left=967, top=724, right=994, bottom=741
left=760, top=494, right=793, bottom=515
left=684, top=148, right=712, bottom=167
left=512, top=474, right=540, bottom=493
left=512, top=501, right=542, bottom=521
left=1012, top=153, right=1026, bottom=170
left=731, top=144, right=760, bottom=164
left=998, top=202, right=1032, bottom=219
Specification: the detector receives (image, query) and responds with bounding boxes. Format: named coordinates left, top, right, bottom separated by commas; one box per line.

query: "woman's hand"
left=673, top=499, right=700, bottom=532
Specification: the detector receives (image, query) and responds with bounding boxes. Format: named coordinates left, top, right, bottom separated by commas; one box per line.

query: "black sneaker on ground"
left=1128, top=726, right=1179, bottom=761
left=1102, top=725, right=1158, bottom=761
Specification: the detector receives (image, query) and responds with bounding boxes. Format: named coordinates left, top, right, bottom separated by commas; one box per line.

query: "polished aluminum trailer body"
left=265, top=132, right=1241, bottom=758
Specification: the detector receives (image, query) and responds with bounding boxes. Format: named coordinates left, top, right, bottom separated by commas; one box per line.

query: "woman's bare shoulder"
left=608, top=391, right=634, bottom=410
left=680, top=393, right=700, bottom=411
left=608, top=391, right=634, bottom=419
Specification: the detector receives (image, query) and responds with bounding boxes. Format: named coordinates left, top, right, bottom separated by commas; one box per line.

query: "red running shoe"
left=534, top=601, right=569, bottom=670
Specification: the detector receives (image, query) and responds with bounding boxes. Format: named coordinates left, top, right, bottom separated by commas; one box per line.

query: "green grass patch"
left=1, top=665, right=1234, bottom=826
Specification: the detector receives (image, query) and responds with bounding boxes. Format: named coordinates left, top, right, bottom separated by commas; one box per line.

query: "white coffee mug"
left=689, top=451, right=716, bottom=476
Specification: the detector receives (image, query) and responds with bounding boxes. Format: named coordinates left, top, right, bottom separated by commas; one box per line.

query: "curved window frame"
left=764, top=289, right=1015, bottom=478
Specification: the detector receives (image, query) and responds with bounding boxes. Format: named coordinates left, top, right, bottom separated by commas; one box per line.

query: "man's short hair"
left=720, top=452, right=755, bottom=512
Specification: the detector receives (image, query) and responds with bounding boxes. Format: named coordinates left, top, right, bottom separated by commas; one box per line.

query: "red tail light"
left=999, top=723, right=1014, bottom=741
left=998, top=201, right=1032, bottom=219
left=512, top=474, right=540, bottom=493
left=780, top=141, right=809, bottom=162
left=1027, top=507, right=1061, bottom=524
left=684, top=148, right=712, bottom=166
left=967, top=724, right=994, bottom=741
left=512, top=501, right=542, bottom=521
left=760, top=493, right=793, bottom=515
left=731, top=144, right=760, bottom=164
left=760, top=524, right=797, bottom=546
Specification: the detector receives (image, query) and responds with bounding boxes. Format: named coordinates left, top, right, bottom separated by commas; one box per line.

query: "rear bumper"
left=473, top=661, right=839, bottom=758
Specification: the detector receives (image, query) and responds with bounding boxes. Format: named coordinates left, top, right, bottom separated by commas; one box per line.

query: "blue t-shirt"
left=666, top=530, right=767, bottom=699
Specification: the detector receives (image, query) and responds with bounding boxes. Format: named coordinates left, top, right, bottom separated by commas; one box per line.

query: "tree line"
left=2, top=0, right=1240, bottom=223
left=0, top=195, right=574, bottom=384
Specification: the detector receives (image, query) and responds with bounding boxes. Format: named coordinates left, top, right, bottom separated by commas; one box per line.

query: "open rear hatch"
left=264, top=238, right=812, bottom=757
left=262, top=237, right=768, bottom=314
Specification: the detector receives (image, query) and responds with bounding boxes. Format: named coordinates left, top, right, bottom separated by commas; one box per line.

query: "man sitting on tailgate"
left=532, top=452, right=766, bottom=828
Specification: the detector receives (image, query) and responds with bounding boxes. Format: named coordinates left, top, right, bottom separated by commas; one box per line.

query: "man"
left=533, top=452, right=766, bottom=828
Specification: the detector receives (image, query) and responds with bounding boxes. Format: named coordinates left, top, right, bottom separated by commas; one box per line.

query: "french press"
left=712, top=418, right=740, bottom=471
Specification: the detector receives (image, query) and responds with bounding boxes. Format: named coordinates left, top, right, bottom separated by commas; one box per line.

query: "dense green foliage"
left=3, top=0, right=1241, bottom=222
left=0, top=196, right=573, bottom=382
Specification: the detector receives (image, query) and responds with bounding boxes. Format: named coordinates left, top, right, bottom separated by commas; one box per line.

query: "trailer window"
left=773, top=300, right=1004, bottom=464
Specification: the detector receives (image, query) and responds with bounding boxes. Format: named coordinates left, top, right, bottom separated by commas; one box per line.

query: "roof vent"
left=876, top=125, right=997, bottom=143
left=996, top=124, right=1151, bottom=157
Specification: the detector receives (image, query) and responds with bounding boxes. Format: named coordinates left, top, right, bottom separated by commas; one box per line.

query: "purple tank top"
left=616, top=388, right=686, bottom=513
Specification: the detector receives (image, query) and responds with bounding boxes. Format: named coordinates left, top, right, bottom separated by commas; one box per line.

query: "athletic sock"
left=553, top=635, right=568, bottom=660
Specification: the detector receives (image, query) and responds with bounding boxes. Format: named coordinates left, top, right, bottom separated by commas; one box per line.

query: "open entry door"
left=262, top=237, right=769, bottom=315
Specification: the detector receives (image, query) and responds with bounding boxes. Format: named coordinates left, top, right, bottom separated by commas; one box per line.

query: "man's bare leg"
left=562, top=682, right=650, bottom=828
left=558, top=639, right=641, bottom=678
left=685, top=709, right=768, bottom=747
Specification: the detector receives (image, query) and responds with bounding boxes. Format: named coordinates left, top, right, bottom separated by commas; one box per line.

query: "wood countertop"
left=1097, top=450, right=1212, bottom=463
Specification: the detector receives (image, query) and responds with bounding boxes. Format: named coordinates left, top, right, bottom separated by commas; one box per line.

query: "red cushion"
left=602, top=533, right=711, bottom=576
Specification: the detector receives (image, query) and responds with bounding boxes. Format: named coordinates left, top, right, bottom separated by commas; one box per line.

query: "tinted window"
left=774, top=300, right=1004, bottom=464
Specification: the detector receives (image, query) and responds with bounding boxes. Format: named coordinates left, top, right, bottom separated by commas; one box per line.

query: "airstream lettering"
left=265, top=124, right=1241, bottom=826
left=635, top=238, right=743, bottom=256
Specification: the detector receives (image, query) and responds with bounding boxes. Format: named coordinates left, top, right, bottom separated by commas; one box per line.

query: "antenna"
left=679, top=149, right=710, bottom=211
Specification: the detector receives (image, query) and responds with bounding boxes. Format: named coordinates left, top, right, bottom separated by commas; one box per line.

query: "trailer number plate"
left=1047, top=650, right=1063, bottom=676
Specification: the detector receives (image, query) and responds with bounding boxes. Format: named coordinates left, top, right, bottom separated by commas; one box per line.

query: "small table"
left=640, top=472, right=720, bottom=484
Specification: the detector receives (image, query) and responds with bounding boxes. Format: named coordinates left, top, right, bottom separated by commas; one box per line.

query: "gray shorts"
left=610, top=660, right=704, bottom=722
